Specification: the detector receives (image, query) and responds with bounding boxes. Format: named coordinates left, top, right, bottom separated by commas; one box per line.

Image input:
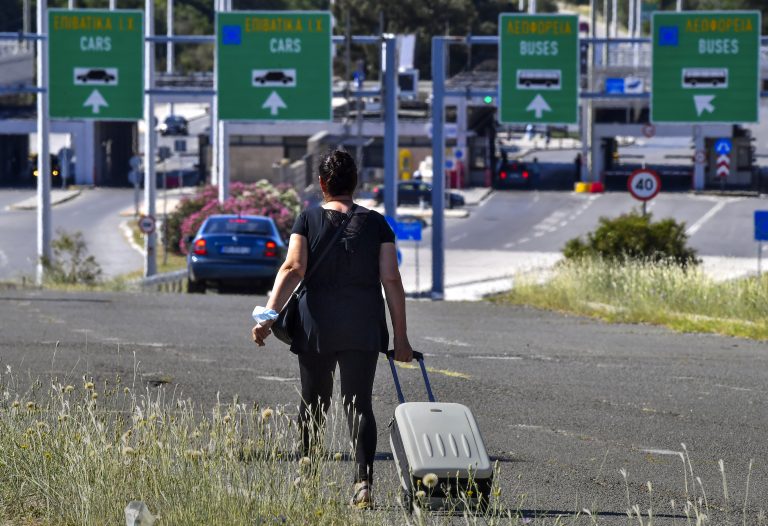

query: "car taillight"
left=500, top=171, right=507, bottom=179
left=264, top=240, right=277, bottom=258
left=522, top=171, right=529, bottom=179
left=193, top=238, right=207, bottom=256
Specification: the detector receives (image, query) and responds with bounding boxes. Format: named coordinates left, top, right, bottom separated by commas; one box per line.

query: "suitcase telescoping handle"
left=382, top=349, right=436, bottom=404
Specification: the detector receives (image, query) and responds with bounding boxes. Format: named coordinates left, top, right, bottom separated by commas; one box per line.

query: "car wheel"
left=187, top=278, right=206, bottom=294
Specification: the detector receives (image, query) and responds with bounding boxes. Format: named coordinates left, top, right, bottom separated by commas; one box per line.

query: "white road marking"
left=423, top=336, right=471, bottom=347
left=256, top=376, right=297, bottom=382
left=642, top=448, right=683, bottom=458
left=468, top=355, right=522, bottom=360
left=686, top=200, right=729, bottom=236
left=0, top=250, right=8, bottom=268
left=503, top=242, right=516, bottom=249
left=510, top=424, right=544, bottom=430
left=449, top=233, right=468, bottom=243
left=714, top=383, right=754, bottom=392
left=518, top=237, right=530, bottom=244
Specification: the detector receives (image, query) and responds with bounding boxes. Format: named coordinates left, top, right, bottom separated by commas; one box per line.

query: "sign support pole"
left=415, top=239, right=420, bottom=295
left=430, top=37, right=446, bottom=300
left=218, top=120, right=229, bottom=201
left=36, top=0, right=51, bottom=285
left=383, top=34, right=398, bottom=220
left=143, top=0, right=157, bottom=277
left=759, top=241, right=762, bottom=276
left=210, top=1, right=220, bottom=188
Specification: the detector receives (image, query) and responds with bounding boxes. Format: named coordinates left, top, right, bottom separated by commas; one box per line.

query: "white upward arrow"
left=83, top=89, right=108, bottom=114
left=526, top=94, right=551, bottom=119
left=693, top=95, right=715, bottom=117
left=262, top=91, right=287, bottom=116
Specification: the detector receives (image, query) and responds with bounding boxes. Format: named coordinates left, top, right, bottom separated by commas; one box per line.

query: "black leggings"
left=297, top=350, right=379, bottom=483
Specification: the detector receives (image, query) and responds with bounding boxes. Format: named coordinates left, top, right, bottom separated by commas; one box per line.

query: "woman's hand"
left=393, top=337, right=413, bottom=363
left=252, top=320, right=274, bottom=347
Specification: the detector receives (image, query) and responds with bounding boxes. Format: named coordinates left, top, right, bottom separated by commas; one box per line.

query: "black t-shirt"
left=289, top=205, right=395, bottom=354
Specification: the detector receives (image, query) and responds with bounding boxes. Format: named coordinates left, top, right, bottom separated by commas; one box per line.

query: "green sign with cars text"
left=48, top=9, right=144, bottom=120
left=651, top=11, right=760, bottom=124
left=499, top=14, right=579, bottom=125
left=217, top=11, right=332, bottom=121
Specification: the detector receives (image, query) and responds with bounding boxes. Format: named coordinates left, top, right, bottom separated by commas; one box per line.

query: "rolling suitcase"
left=384, top=350, right=494, bottom=511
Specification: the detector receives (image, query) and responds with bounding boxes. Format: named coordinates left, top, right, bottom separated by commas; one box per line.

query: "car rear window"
left=203, top=218, right=272, bottom=235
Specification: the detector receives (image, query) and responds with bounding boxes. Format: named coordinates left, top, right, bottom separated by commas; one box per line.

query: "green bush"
left=41, top=229, right=102, bottom=285
left=166, top=181, right=301, bottom=255
left=563, top=211, right=699, bottom=267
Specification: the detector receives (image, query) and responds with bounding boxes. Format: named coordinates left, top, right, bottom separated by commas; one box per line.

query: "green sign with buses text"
left=651, top=11, right=760, bottom=124
left=216, top=11, right=332, bottom=121
left=499, top=14, right=579, bottom=125
left=48, top=9, right=144, bottom=120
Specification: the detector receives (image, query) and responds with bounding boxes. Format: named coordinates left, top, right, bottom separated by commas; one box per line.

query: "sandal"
left=350, top=481, right=373, bottom=509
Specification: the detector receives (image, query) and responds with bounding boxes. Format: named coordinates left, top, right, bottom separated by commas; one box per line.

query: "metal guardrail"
left=134, top=269, right=187, bottom=293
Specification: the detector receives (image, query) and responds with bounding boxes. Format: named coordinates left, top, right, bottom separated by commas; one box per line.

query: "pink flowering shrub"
left=167, top=181, right=300, bottom=255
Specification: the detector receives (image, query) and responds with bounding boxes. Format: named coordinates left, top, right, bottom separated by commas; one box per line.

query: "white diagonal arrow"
left=83, top=89, right=108, bottom=114
left=526, top=94, right=551, bottom=119
left=693, top=95, right=715, bottom=117
left=261, top=91, right=287, bottom=116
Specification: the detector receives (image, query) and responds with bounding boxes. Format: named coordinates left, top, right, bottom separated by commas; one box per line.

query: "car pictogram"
left=76, top=69, right=116, bottom=84
left=253, top=71, right=293, bottom=85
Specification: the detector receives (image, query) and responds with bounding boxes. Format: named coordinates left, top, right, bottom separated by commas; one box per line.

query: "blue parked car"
left=187, top=215, right=286, bottom=294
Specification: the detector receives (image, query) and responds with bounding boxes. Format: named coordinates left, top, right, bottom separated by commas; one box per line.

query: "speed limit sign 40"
left=627, top=169, right=661, bottom=201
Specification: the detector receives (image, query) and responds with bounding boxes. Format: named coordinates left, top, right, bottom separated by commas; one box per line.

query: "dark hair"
left=318, top=149, right=358, bottom=197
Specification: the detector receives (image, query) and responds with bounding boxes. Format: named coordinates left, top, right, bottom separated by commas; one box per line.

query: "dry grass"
left=495, top=258, right=768, bottom=340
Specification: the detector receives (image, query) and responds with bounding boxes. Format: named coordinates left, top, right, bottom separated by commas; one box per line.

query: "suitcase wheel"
left=399, top=488, right=413, bottom=513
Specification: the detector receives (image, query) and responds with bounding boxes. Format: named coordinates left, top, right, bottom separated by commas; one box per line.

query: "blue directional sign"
left=715, top=138, right=732, bottom=155
left=755, top=211, right=768, bottom=241
left=715, top=139, right=732, bottom=154
left=394, top=220, right=423, bottom=242
left=605, top=78, right=625, bottom=94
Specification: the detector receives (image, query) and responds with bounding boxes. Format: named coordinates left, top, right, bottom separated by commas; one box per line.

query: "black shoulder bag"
left=272, top=205, right=356, bottom=347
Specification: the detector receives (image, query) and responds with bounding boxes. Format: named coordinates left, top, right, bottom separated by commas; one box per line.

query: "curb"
left=8, top=189, right=83, bottom=211
left=692, top=190, right=764, bottom=198
left=120, top=219, right=146, bottom=257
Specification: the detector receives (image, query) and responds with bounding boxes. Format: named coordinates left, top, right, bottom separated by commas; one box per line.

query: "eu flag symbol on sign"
left=659, top=26, right=678, bottom=46
left=222, top=25, right=242, bottom=45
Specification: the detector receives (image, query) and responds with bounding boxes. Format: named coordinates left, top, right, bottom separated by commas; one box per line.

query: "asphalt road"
left=1, top=188, right=765, bottom=282
left=428, top=190, right=766, bottom=258
left=0, top=188, right=142, bottom=281
left=1, top=288, right=765, bottom=523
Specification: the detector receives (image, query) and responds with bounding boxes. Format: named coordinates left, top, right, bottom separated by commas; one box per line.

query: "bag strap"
left=294, top=204, right=357, bottom=293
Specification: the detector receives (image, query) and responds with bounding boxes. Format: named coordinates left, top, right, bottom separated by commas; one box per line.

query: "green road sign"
left=48, top=9, right=143, bottom=120
left=651, top=11, right=760, bottom=124
left=217, top=11, right=332, bottom=121
left=499, top=14, right=579, bottom=125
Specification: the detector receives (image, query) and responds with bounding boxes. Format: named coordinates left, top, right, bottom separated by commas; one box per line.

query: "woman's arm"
left=379, top=242, right=413, bottom=362
left=252, top=233, right=307, bottom=346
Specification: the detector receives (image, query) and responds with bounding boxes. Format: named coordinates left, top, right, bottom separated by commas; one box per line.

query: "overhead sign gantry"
left=651, top=11, right=760, bottom=123
left=48, top=9, right=144, bottom=119
left=498, top=14, right=579, bottom=124
left=216, top=11, right=332, bottom=121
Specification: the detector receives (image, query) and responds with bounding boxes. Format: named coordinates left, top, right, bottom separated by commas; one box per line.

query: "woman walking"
left=252, top=149, right=413, bottom=508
